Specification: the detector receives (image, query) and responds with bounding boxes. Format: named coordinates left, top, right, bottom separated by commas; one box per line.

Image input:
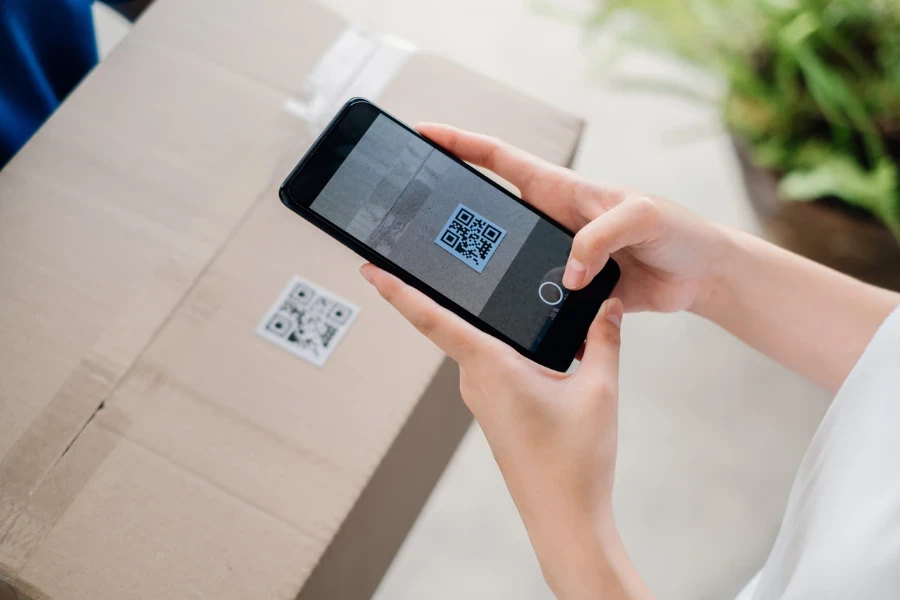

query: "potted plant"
left=580, top=0, right=900, bottom=289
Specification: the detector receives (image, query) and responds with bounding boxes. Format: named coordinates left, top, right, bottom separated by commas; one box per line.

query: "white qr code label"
left=435, top=204, right=506, bottom=273
left=256, top=275, right=359, bottom=367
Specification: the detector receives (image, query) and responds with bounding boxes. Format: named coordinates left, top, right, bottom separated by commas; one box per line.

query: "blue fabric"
left=0, top=0, right=123, bottom=168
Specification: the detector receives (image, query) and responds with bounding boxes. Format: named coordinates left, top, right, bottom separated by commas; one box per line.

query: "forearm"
left=694, top=226, right=900, bottom=393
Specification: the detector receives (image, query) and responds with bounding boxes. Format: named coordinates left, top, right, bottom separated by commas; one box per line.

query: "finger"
left=359, top=263, right=491, bottom=366
left=415, top=122, right=578, bottom=226
left=577, top=298, right=623, bottom=386
left=562, top=195, right=661, bottom=290
left=415, top=123, right=549, bottom=194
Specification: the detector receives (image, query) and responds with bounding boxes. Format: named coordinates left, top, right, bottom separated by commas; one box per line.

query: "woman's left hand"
left=359, top=264, right=652, bottom=600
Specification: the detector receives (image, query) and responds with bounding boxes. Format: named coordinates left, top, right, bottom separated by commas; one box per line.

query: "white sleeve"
left=738, top=307, right=900, bottom=600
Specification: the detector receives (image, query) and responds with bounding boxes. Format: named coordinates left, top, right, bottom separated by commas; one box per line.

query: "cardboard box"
left=0, top=1, right=584, bottom=598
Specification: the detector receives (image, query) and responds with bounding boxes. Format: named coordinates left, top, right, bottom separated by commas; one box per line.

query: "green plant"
left=583, top=0, right=900, bottom=238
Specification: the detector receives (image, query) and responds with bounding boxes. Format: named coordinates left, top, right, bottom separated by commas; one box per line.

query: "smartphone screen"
left=281, top=100, right=618, bottom=369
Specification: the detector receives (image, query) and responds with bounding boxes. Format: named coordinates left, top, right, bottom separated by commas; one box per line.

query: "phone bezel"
left=279, top=98, right=619, bottom=372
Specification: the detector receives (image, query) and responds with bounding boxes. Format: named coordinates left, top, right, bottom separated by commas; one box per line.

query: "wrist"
left=689, top=224, right=742, bottom=321
left=533, top=512, right=651, bottom=600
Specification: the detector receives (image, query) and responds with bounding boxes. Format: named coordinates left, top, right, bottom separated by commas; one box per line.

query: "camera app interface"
left=310, top=115, right=573, bottom=351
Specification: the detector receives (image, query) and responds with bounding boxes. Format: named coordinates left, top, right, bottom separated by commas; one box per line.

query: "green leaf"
left=779, top=156, right=900, bottom=235
left=571, top=0, right=900, bottom=242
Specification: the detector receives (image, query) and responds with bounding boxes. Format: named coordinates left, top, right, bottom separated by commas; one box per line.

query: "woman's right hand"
left=416, top=123, right=900, bottom=391
left=416, top=123, right=729, bottom=314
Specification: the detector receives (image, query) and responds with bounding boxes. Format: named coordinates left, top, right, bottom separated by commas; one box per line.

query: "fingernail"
left=359, top=264, right=375, bottom=284
left=603, top=297, right=623, bottom=329
left=563, top=257, right=586, bottom=289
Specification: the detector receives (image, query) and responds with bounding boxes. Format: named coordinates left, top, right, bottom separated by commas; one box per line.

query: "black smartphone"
left=279, top=98, right=619, bottom=371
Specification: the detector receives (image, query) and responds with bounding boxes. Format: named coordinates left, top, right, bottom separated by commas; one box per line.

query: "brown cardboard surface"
left=0, top=0, right=583, bottom=598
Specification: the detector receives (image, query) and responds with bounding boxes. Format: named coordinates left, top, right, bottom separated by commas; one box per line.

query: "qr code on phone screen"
left=256, top=276, right=359, bottom=367
left=435, top=204, right=506, bottom=273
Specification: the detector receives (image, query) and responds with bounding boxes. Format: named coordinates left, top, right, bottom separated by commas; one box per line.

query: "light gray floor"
left=95, top=3, right=831, bottom=598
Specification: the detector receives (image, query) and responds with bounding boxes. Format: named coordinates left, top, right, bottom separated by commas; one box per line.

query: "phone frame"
left=279, top=98, right=619, bottom=371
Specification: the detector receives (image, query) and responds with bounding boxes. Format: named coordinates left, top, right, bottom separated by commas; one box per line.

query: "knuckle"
left=483, top=139, right=503, bottom=170
left=630, top=194, right=660, bottom=224
left=404, top=302, right=436, bottom=338
left=445, top=128, right=461, bottom=150
left=594, top=326, right=621, bottom=347
left=573, top=227, right=605, bottom=258
left=571, top=177, right=598, bottom=222
left=592, top=380, right=617, bottom=400
left=501, top=353, right=535, bottom=384
left=517, top=165, right=537, bottom=195
left=570, top=231, right=590, bottom=257
left=496, top=351, right=525, bottom=374
left=452, top=338, right=478, bottom=365
left=377, top=279, right=398, bottom=304
left=412, top=312, right=437, bottom=339
left=470, top=342, right=518, bottom=376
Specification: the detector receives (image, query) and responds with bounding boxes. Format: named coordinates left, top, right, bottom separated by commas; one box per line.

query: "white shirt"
left=737, top=308, right=900, bottom=599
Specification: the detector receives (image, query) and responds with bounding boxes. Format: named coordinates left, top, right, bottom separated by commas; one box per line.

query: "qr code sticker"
left=256, top=276, right=359, bottom=367
left=434, top=204, right=507, bottom=273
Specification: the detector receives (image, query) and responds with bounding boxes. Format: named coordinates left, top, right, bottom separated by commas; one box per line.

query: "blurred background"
left=92, top=1, right=899, bottom=598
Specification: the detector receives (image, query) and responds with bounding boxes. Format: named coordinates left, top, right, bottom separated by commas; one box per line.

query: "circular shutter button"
left=538, top=281, right=563, bottom=306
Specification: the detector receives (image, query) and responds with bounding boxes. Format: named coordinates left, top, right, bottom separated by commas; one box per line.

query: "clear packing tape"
left=285, top=27, right=416, bottom=134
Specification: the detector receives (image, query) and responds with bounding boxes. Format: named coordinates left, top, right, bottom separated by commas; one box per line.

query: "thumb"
left=562, top=195, right=660, bottom=290
left=577, top=298, right=624, bottom=385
